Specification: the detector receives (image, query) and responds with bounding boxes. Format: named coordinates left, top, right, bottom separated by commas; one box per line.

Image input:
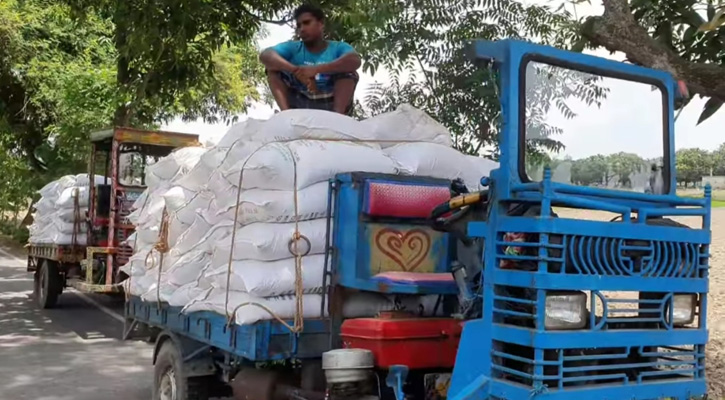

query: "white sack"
left=146, top=146, right=205, bottom=182
left=207, top=169, right=235, bottom=199
left=120, top=248, right=152, bottom=277
left=217, top=118, right=265, bottom=148
left=182, top=290, right=440, bottom=325
left=57, top=207, right=88, bottom=222
left=206, top=254, right=326, bottom=297
left=223, top=141, right=397, bottom=191
left=34, top=198, right=56, bottom=214
left=74, top=174, right=109, bottom=187
left=175, top=217, right=233, bottom=255
left=165, top=249, right=212, bottom=287
left=213, top=218, right=328, bottom=263
left=33, top=232, right=88, bottom=245
left=360, top=104, right=451, bottom=148
left=141, top=281, right=179, bottom=303
left=125, top=272, right=156, bottom=296
left=215, top=182, right=329, bottom=224
left=252, top=109, right=369, bottom=143
left=168, top=283, right=213, bottom=307
left=461, top=155, right=499, bottom=191
left=385, top=142, right=471, bottom=180
left=178, top=142, right=260, bottom=192
left=53, top=219, right=87, bottom=234
left=170, top=190, right=213, bottom=226
left=183, top=290, right=326, bottom=325
left=55, top=186, right=89, bottom=209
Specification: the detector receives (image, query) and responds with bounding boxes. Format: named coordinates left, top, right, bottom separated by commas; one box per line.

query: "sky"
left=162, top=1, right=725, bottom=153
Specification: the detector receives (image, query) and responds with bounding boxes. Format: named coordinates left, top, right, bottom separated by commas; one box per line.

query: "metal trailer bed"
left=27, top=243, right=86, bottom=264
left=125, top=296, right=331, bottom=362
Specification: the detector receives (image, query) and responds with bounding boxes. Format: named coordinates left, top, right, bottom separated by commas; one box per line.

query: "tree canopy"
left=579, top=0, right=725, bottom=124
left=1, top=0, right=725, bottom=232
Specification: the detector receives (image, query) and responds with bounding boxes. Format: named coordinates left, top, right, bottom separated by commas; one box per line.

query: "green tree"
left=579, top=0, right=725, bottom=124
left=58, top=0, right=281, bottom=126
left=571, top=155, right=611, bottom=186
left=606, top=152, right=647, bottom=188
left=355, top=0, right=579, bottom=158
left=676, top=147, right=712, bottom=187
left=710, top=143, right=725, bottom=175
left=0, top=0, right=268, bottom=233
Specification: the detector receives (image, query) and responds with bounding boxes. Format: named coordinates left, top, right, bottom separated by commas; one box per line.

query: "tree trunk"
left=581, top=0, right=725, bottom=102
left=113, top=3, right=132, bottom=127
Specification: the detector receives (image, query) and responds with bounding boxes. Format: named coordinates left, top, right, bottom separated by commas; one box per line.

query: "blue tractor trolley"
left=124, top=39, right=711, bottom=400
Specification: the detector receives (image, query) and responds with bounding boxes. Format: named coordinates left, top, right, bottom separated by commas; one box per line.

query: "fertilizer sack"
left=212, top=218, right=328, bottom=263
left=385, top=142, right=498, bottom=190
left=183, top=290, right=443, bottom=326
left=214, top=181, right=329, bottom=225
left=359, top=104, right=452, bottom=148
left=223, top=110, right=369, bottom=145
left=206, top=254, right=326, bottom=297
left=221, top=141, right=398, bottom=191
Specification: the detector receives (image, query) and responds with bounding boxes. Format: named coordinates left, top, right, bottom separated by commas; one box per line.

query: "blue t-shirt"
left=269, top=40, right=355, bottom=94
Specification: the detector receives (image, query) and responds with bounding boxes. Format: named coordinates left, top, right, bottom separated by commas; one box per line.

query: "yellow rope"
left=142, top=207, right=170, bottom=308
left=221, top=137, right=421, bottom=332
left=135, top=137, right=424, bottom=331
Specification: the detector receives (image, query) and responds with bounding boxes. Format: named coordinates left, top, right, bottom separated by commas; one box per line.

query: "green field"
left=677, top=189, right=725, bottom=208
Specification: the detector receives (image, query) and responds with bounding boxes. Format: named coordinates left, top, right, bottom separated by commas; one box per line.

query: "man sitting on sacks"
left=260, top=4, right=361, bottom=116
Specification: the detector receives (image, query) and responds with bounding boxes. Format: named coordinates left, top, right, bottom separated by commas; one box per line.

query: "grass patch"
left=677, top=189, right=725, bottom=208
left=711, top=199, right=725, bottom=208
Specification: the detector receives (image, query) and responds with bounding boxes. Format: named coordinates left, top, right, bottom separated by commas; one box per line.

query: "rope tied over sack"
left=221, top=137, right=423, bottom=332
left=143, top=207, right=170, bottom=308
left=147, top=136, right=425, bottom=332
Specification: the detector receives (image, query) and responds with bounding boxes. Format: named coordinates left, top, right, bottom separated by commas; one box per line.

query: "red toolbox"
left=340, top=314, right=463, bottom=369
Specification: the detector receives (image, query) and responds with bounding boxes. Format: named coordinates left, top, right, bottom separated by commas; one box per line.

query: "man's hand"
left=293, top=66, right=320, bottom=93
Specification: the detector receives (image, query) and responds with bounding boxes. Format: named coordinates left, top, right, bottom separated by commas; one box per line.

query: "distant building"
left=701, top=176, right=725, bottom=189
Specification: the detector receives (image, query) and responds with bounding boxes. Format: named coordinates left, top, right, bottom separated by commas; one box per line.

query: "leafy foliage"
left=350, top=0, right=586, bottom=158
left=0, top=0, right=269, bottom=229
left=611, top=0, right=725, bottom=124
left=538, top=146, right=725, bottom=190
left=523, top=62, right=608, bottom=163
left=59, top=0, right=280, bottom=125
left=0, top=0, right=115, bottom=201
left=676, top=147, right=713, bottom=186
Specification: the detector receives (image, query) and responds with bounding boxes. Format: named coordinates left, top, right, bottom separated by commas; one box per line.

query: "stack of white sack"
left=122, top=146, right=207, bottom=282
left=123, top=105, right=499, bottom=326
left=28, top=174, right=108, bottom=245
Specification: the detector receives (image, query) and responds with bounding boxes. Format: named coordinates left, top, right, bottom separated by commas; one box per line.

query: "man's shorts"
left=270, top=70, right=359, bottom=116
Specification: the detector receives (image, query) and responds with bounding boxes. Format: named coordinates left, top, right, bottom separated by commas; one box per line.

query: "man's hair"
left=293, top=4, right=325, bottom=22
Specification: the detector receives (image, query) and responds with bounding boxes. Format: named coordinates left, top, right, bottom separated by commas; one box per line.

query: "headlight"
left=669, top=294, right=696, bottom=326
left=545, top=291, right=587, bottom=330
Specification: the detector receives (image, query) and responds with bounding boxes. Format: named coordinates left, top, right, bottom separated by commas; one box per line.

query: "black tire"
left=153, top=341, right=210, bottom=400
left=34, top=259, right=63, bottom=309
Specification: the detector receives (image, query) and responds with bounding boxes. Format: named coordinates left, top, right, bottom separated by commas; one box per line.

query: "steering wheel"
left=430, top=190, right=488, bottom=245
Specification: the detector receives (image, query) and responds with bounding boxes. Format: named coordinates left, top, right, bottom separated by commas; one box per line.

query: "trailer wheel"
left=34, top=259, right=62, bottom=309
left=153, top=341, right=210, bottom=400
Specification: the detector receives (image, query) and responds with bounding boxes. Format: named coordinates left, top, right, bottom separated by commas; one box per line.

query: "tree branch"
left=238, top=5, right=291, bottom=25
left=581, top=0, right=725, bottom=101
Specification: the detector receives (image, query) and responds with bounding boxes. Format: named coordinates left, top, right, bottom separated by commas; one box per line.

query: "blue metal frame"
left=125, top=297, right=330, bottom=361
left=332, top=172, right=457, bottom=294
left=448, top=40, right=710, bottom=400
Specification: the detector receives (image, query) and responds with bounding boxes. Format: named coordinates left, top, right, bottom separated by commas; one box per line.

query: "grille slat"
left=492, top=341, right=704, bottom=390
left=496, top=232, right=707, bottom=278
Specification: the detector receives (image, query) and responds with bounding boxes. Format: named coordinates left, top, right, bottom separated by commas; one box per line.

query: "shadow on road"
left=0, top=257, right=153, bottom=400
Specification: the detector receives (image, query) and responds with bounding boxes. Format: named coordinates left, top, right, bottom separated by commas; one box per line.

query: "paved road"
left=0, top=247, right=154, bottom=400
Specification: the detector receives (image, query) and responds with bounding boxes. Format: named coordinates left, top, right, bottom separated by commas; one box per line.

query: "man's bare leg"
left=332, top=78, right=356, bottom=115
left=267, top=72, right=291, bottom=111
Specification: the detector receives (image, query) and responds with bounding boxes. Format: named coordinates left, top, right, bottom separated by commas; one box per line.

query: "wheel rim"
left=159, top=367, right=177, bottom=400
